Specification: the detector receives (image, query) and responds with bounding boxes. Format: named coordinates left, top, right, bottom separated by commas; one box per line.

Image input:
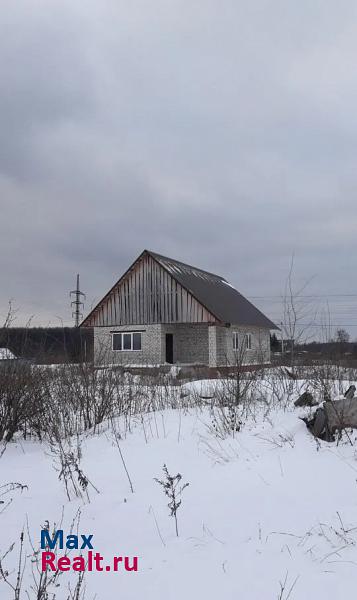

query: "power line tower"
left=70, top=274, right=86, bottom=327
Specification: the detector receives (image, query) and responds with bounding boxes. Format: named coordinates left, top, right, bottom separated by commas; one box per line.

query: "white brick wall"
left=162, top=324, right=208, bottom=364
left=209, top=325, right=271, bottom=367
left=94, top=324, right=163, bottom=366
left=93, top=323, right=271, bottom=367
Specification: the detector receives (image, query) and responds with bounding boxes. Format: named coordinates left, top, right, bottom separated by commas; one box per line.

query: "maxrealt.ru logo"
left=41, top=530, right=138, bottom=573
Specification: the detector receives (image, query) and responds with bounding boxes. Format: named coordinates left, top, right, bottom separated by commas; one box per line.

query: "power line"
left=282, top=324, right=357, bottom=327
left=247, top=294, right=357, bottom=299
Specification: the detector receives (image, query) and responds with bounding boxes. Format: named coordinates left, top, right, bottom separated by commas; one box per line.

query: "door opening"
left=165, top=333, right=174, bottom=364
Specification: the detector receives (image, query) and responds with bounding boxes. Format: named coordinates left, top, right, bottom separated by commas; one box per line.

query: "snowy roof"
left=0, top=347, right=16, bottom=360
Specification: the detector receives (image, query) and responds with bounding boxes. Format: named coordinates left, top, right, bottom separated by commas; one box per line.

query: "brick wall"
left=94, top=323, right=270, bottom=367
left=209, top=325, right=271, bottom=367
left=94, top=324, right=163, bottom=366
left=162, top=324, right=209, bottom=364
left=93, top=323, right=209, bottom=366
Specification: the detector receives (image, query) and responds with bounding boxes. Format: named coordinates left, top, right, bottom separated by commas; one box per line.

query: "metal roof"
left=148, top=251, right=278, bottom=329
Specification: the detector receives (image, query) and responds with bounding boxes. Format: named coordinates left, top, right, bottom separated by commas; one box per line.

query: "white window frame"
left=112, top=332, right=142, bottom=352
left=245, top=332, right=252, bottom=350
left=233, top=331, right=239, bottom=351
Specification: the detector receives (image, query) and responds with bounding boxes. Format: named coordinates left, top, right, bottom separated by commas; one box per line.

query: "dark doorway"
left=165, top=333, right=174, bottom=364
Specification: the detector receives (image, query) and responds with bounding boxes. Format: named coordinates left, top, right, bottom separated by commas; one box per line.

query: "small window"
left=112, top=332, right=142, bottom=351
left=245, top=333, right=252, bottom=350
left=233, top=332, right=239, bottom=350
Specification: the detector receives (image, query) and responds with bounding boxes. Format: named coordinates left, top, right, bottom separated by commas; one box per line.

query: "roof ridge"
left=146, top=250, right=224, bottom=280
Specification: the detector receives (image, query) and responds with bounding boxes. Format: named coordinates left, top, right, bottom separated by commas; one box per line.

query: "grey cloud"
left=1, top=0, right=357, bottom=336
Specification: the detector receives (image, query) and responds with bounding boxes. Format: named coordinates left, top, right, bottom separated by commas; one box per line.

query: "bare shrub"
left=0, top=530, right=25, bottom=600
left=0, top=362, right=49, bottom=443
left=66, top=570, right=87, bottom=600
left=277, top=572, right=299, bottom=600
left=50, top=437, right=99, bottom=502
left=0, top=482, right=28, bottom=516
left=47, top=362, right=117, bottom=435
left=23, top=511, right=84, bottom=600
left=155, top=464, right=189, bottom=537
left=110, top=417, right=134, bottom=494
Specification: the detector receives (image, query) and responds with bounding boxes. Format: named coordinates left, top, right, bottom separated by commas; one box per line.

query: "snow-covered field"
left=1, top=378, right=357, bottom=599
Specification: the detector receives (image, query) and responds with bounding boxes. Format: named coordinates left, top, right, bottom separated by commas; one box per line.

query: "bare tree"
left=335, top=328, right=350, bottom=344
left=281, top=254, right=316, bottom=370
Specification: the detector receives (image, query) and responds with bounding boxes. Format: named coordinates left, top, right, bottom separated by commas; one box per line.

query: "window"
left=233, top=332, right=252, bottom=351
left=112, top=332, right=142, bottom=351
left=112, top=333, right=122, bottom=351
left=233, top=332, right=239, bottom=350
left=133, top=333, right=141, bottom=350
left=123, top=333, right=131, bottom=350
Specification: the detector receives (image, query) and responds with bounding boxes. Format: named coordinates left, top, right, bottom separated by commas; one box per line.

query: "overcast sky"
left=1, top=0, right=357, bottom=338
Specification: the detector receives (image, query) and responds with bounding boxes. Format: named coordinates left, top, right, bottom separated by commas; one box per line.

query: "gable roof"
left=81, top=249, right=278, bottom=329
left=148, top=251, right=278, bottom=329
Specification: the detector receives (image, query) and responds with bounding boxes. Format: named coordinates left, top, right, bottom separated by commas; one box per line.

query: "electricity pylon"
left=70, top=274, right=85, bottom=327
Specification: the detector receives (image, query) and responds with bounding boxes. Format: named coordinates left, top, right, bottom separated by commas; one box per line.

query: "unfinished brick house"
left=81, top=250, right=278, bottom=367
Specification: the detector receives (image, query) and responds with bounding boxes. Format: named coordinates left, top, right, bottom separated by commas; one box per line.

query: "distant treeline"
left=296, top=340, right=357, bottom=356
left=0, top=327, right=93, bottom=364
left=271, top=333, right=357, bottom=357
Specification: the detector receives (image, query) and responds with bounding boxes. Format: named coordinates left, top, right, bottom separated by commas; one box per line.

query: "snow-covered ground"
left=1, top=379, right=357, bottom=599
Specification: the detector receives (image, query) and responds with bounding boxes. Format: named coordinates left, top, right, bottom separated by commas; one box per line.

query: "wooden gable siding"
left=85, top=254, right=217, bottom=327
